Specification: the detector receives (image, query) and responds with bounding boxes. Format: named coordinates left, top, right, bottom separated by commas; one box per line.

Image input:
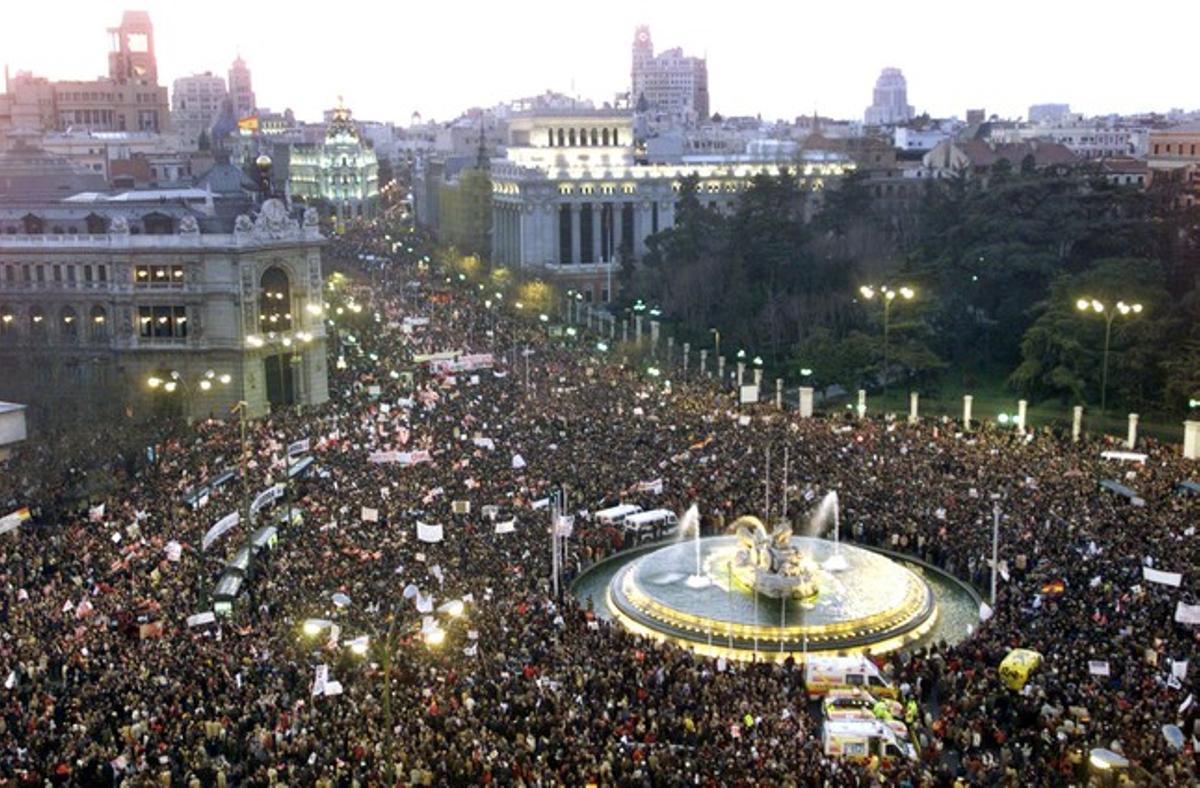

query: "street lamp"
left=860, top=284, right=915, bottom=401
left=710, top=327, right=721, bottom=361
left=1075, top=298, right=1143, bottom=414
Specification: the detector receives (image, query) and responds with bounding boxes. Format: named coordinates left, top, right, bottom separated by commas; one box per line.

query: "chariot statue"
left=730, top=515, right=819, bottom=599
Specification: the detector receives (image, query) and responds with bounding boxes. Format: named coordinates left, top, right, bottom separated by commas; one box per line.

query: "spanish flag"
left=0, top=507, right=31, bottom=535
left=237, top=115, right=260, bottom=132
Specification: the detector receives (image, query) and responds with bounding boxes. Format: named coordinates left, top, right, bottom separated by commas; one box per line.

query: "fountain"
left=811, top=491, right=849, bottom=572
left=680, top=504, right=711, bottom=589
left=598, top=494, right=943, bottom=661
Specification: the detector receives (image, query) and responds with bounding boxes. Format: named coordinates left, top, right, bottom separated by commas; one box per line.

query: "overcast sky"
left=4, top=0, right=1198, bottom=126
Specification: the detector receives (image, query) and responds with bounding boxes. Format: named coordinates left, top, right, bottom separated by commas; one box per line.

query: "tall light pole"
left=1075, top=298, right=1143, bottom=416
left=859, top=284, right=915, bottom=402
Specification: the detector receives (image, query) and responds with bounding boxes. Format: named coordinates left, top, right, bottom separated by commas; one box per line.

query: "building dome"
left=0, top=136, right=108, bottom=201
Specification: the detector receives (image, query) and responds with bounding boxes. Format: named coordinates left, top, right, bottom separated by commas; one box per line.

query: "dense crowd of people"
left=0, top=219, right=1197, bottom=786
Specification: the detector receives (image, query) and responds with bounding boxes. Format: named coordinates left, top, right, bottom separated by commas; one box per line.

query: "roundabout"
left=577, top=535, right=979, bottom=662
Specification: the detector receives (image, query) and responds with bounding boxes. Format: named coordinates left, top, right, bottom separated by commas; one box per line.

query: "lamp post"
left=1075, top=298, right=1143, bottom=416
left=147, top=368, right=232, bottom=423
left=859, top=284, right=915, bottom=402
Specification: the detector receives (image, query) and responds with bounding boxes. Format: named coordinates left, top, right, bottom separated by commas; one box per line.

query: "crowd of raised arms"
left=0, top=218, right=1197, bottom=787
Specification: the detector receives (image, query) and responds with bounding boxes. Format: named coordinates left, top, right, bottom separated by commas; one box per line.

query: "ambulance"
left=805, top=656, right=896, bottom=698
left=822, top=719, right=917, bottom=763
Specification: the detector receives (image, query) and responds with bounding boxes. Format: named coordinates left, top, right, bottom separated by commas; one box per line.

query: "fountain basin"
left=602, top=536, right=939, bottom=661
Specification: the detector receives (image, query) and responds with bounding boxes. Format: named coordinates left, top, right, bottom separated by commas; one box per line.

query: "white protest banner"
left=739, top=385, right=759, bottom=405
left=323, top=681, right=344, bottom=697
left=287, top=438, right=310, bottom=457
left=637, top=478, right=664, bottom=495
left=88, top=503, right=105, bottom=522
left=165, top=541, right=183, bottom=562
left=361, top=507, right=379, bottom=523
left=1143, top=566, right=1183, bottom=587
left=482, top=505, right=499, bottom=520
left=369, top=450, right=402, bottom=464
left=1101, top=450, right=1147, bottom=464
left=417, top=522, right=444, bottom=543
left=473, top=438, right=496, bottom=451
left=311, top=664, right=328, bottom=696
left=416, top=592, right=435, bottom=614
left=452, top=500, right=471, bottom=515
left=554, top=515, right=575, bottom=538
left=512, top=454, right=527, bottom=470
left=1174, top=601, right=1200, bottom=625
left=202, top=512, right=240, bottom=552
left=737, top=415, right=751, bottom=427
left=1172, top=660, right=1188, bottom=680
left=1088, top=660, right=1111, bottom=677
left=0, top=507, right=31, bottom=536
left=979, top=602, right=994, bottom=622
left=250, top=484, right=285, bottom=515
left=429, top=564, right=444, bottom=586
left=186, top=611, right=216, bottom=628
left=531, top=498, right=549, bottom=510
left=494, top=519, right=516, bottom=534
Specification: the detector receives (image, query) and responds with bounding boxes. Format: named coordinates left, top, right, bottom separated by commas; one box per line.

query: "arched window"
left=602, top=128, right=610, bottom=146
left=0, top=305, right=15, bottom=341
left=21, top=214, right=43, bottom=234
left=142, top=212, right=174, bottom=235
left=85, top=213, right=107, bottom=234
left=90, top=305, right=108, bottom=343
left=568, top=129, right=576, bottom=147
left=259, top=267, right=292, bottom=331
left=28, top=305, right=46, bottom=341
left=557, top=128, right=565, bottom=147
left=60, top=306, right=78, bottom=343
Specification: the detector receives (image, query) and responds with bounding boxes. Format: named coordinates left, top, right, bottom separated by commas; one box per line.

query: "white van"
left=595, top=504, right=643, bottom=527
left=805, top=656, right=895, bottom=698
left=822, top=719, right=916, bottom=762
left=621, top=509, right=678, bottom=543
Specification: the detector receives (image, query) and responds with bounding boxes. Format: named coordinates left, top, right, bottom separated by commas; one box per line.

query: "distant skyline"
left=3, top=0, right=1199, bottom=126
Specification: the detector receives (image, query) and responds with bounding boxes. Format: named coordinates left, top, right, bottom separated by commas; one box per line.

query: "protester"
left=0, top=217, right=1195, bottom=786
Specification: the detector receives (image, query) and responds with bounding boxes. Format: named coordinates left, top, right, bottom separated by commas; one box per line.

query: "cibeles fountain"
left=602, top=495, right=944, bottom=661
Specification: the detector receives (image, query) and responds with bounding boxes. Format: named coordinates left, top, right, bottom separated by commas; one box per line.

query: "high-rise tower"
left=107, top=11, right=158, bottom=84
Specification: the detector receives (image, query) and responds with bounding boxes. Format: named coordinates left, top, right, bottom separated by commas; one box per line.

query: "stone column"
left=591, top=203, right=602, bottom=264
left=613, top=201, right=624, bottom=260
left=908, top=392, right=919, bottom=425
left=700, top=349, right=708, bottom=376
left=682, top=342, right=690, bottom=376
left=1073, top=406, right=1083, bottom=442
left=718, top=356, right=726, bottom=385
left=550, top=203, right=562, bottom=264
left=775, top=378, right=783, bottom=409
left=1017, top=400, right=1028, bottom=434
left=635, top=315, right=643, bottom=343
left=736, top=361, right=744, bottom=387
left=650, top=320, right=660, bottom=353
left=1127, top=413, right=1139, bottom=450
left=666, top=334, right=673, bottom=364
left=857, top=389, right=867, bottom=420
left=799, top=387, right=814, bottom=418
left=963, top=395, right=973, bottom=430
left=569, top=203, right=581, bottom=265
left=1184, top=420, right=1200, bottom=459
left=753, top=367, right=763, bottom=388
left=622, top=319, right=628, bottom=343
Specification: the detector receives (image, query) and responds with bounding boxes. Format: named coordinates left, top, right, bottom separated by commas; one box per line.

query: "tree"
left=1008, top=258, right=1170, bottom=407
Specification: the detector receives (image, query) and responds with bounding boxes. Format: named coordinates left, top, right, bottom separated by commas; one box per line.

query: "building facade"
left=0, top=11, right=170, bottom=136
left=283, top=103, right=379, bottom=221
left=631, top=26, right=709, bottom=123
left=228, top=57, right=256, bottom=120
left=0, top=199, right=328, bottom=420
left=478, top=111, right=850, bottom=302
left=864, top=68, right=915, bottom=127
left=172, top=73, right=227, bottom=149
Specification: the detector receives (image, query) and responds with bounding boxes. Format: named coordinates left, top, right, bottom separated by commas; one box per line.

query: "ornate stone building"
left=482, top=111, right=851, bottom=302
left=0, top=198, right=328, bottom=420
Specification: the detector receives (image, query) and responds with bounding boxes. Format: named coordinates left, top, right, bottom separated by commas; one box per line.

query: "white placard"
left=202, top=512, right=240, bottom=552
left=1143, top=566, right=1183, bottom=587
left=361, top=507, right=379, bottom=523
left=494, top=519, right=516, bottom=534
left=1088, top=660, right=1111, bottom=677
left=417, top=522, right=444, bottom=543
